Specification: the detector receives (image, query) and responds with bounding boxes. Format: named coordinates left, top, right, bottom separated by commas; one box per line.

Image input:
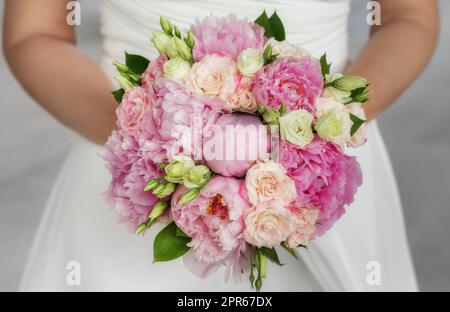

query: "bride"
left=4, top=0, right=438, bottom=291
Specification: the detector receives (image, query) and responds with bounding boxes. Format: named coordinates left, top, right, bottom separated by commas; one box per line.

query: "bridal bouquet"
left=103, top=11, right=370, bottom=291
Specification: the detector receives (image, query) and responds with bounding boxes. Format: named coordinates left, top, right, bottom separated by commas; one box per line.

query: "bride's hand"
left=3, top=0, right=117, bottom=144
left=346, top=0, right=439, bottom=121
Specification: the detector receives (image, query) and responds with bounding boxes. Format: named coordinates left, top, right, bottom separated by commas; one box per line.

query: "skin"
left=3, top=0, right=440, bottom=144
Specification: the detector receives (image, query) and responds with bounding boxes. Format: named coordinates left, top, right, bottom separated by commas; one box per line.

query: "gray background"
left=0, top=1, right=449, bottom=291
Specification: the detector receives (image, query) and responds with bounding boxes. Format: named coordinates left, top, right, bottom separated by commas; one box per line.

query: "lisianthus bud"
left=165, top=158, right=195, bottom=183
left=163, top=57, right=191, bottom=80
left=160, top=16, right=173, bottom=35
left=151, top=31, right=172, bottom=55
left=114, top=76, right=134, bottom=90
left=237, top=48, right=264, bottom=77
left=315, top=109, right=352, bottom=146
left=279, top=109, right=314, bottom=148
left=263, top=109, right=280, bottom=125
left=183, top=165, right=211, bottom=188
left=323, top=86, right=352, bottom=103
left=186, top=31, right=195, bottom=48
left=174, top=26, right=181, bottom=38
left=144, top=178, right=160, bottom=192
left=178, top=188, right=201, bottom=205
left=333, top=75, right=367, bottom=91
left=148, top=201, right=170, bottom=221
left=112, top=61, right=129, bottom=74
left=174, top=37, right=192, bottom=61
left=166, top=38, right=180, bottom=59
left=153, top=183, right=176, bottom=198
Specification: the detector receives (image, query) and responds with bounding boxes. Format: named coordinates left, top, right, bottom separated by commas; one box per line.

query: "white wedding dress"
left=19, top=0, right=418, bottom=291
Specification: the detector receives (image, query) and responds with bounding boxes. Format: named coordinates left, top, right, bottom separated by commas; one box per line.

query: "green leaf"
left=320, top=53, right=331, bottom=78
left=125, top=52, right=150, bottom=75
left=269, top=11, right=285, bottom=41
left=260, top=247, right=284, bottom=266
left=176, top=226, right=190, bottom=238
left=111, top=89, right=124, bottom=103
left=153, top=222, right=191, bottom=263
left=281, top=243, right=298, bottom=260
left=255, top=11, right=274, bottom=38
left=350, top=113, right=366, bottom=136
left=255, top=11, right=286, bottom=41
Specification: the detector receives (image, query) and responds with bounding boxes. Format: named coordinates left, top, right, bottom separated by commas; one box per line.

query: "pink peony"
left=203, top=113, right=269, bottom=177
left=191, top=14, right=265, bottom=62
left=279, top=137, right=363, bottom=235
left=171, top=176, right=251, bottom=279
left=103, top=131, right=162, bottom=231
left=252, top=57, right=323, bottom=113
left=140, top=78, right=224, bottom=161
left=116, top=87, right=149, bottom=136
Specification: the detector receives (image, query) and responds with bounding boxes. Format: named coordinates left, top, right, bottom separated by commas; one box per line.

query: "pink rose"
left=184, top=55, right=237, bottom=111
left=286, top=206, right=319, bottom=248
left=245, top=160, right=297, bottom=206
left=244, top=202, right=298, bottom=248
left=116, top=87, right=148, bottom=136
left=171, top=176, right=251, bottom=279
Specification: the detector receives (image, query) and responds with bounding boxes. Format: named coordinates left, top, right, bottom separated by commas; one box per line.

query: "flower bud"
left=153, top=183, right=176, bottom=198
left=174, top=37, right=192, bottom=61
left=174, top=26, right=181, bottom=38
left=333, top=75, right=367, bottom=91
left=257, top=104, right=266, bottom=115
left=151, top=31, right=172, bottom=55
left=114, top=76, right=134, bottom=90
left=165, top=157, right=195, bottom=183
left=178, top=188, right=201, bottom=205
left=160, top=16, right=173, bottom=35
left=186, top=31, right=195, bottom=48
left=135, top=222, right=148, bottom=235
left=112, top=61, right=129, bottom=74
left=166, top=38, right=180, bottom=59
left=263, top=43, right=276, bottom=64
left=183, top=165, right=211, bottom=188
left=263, top=109, right=280, bottom=125
left=148, top=201, right=170, bottom=221
left=144, top=178, right=160, bottom=192
left=163, top=57, right=191, bottom=80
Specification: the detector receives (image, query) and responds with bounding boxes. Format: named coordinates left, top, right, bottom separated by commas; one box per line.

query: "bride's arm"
left=2, top=0, right=116, bottom=144
left=346, top=0, right=439, bottom=121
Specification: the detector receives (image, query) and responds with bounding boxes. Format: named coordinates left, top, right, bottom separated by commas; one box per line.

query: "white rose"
left=279, top=109, right=314, bottom=148
left=237, top=48, right=264, bottom=77
left=315, top=108, right=353, bottom=146
left=266, top=38, right=310, bottom=59
left=151, top=31, right=171, bottom=55
left=244, top=204, right=298, bottom=248
left=346, top=102, right=368, bottom=148
left=163, top=57, right=191, bottom=80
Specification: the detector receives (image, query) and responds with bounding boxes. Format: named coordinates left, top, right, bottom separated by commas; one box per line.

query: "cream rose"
left=286, top=208, right=319, bottom=248
left=163, top=57, right=191, bottom=80
left=244, top=204, right=298, bottom=248
left=315, top=96, right=346, bottom=118
left=346, top=102, right=368, bottom=148
left=237, top=48, right=264, bottom=77
left=245, top=160, right=297, bottom=206
left=265, top=38, right=310, bottom=59
left=184, top=55, right=237, bottom=101
left=279, top=109, right=314, bottom=148
left=227, top=77, right=258, bottom=112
